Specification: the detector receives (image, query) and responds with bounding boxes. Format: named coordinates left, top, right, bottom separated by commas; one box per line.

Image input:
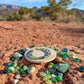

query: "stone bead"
left=56, top=75, right=62, bottom=81
left=30, top=44, right=35, bottom=48
left=74, top=58, right=80, bottom=62
left=48, top=65, right=53, bottom=69
left=11, top=57, right=15, bottom=61
left=51, top=77, right=57, bottom=83
left=69, top=52, right=75, bottom=56
left=40, top=72, right=46, bottom=77
left=43, top=75, right=51, bottom=81
left=78, top=66, right=84, bottom=72
left=45, top=80, right=52, bottom=84
left=19, top=68, right=24, bottom=73
left=8, top=66, right=15, bottom=73
left=14, top=52, right=22, bottom=58
left=23, top=66, right=28, bottom=71
left=49, top=69, right=56, bottom=74
left=57, top=51, right=63, bottom=56
left=61, top=48, right=69, bottom=52
left=49, top=62, right=54, bottom=66
left=6, top=62, right=12, bottom=66
left=19, top=49, right=25, bottom=55
left=55, top=72, right=63, bottom=77
left=46, top=70, right=51, bottom=75
left=51, top=74, right=56, bottom=77
left=73, top=55, right=78, bottom=59
left=27, top=67, right=35, bottom=73
left=56, top=63, right=68, bottom=73
left=63, top=56, right=67, bottom=60
left=63, top=52, right=69, bottom=56
left=15, top=74, right=20, bottom=79
left=13, top=63, right=17, bottom=68
left=12, top=79, right=19, bottom=84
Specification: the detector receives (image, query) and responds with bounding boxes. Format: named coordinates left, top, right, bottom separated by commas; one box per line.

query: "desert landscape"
left=0, top=20, right=84, bottom=84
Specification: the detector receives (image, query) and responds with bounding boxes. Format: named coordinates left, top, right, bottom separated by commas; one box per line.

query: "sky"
left=0, top=0, right=84, bottom=10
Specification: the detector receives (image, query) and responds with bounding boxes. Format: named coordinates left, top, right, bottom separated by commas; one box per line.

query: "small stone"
left=57, top=57, right=62, bottom=61
left=61, top=48, right=69, bottom=52
left=11, top=57, right=15, bottom=61
left=8, top=66, right=15, bottom=73
left=69, top=52, right=75, bottom=56
left=51, top=74, right=56, bottom=77
left=73, top=55, right=78, bottom=59
left=57, top=51, right=63, bottom=56
left=63, top=52, right=69, bottom=56
left=43, top=75, right=51, bottom=81
left=13, top=63, right=17, bottom=68
left=48, top=65, right=53, bottom=69
left=14, top=52, right=22, bottom=58
left=56, top=63, right=68, bottom=73
left=23, top=66, right=28, bottom=71
left=55, top=57, right=62, bottom=63
left=74, top=58, right=80, bottom=62
left=56, top=75, right=62, bottom=81
left=19, top=68, right=24, bottom=73
left=27, top=67, right=35, bottom=73
left=78, top=66, right=84, bottom=72
left=15, top=74, right=20, bottom=79
left=51, top=77, right=57, bottom=83
left=45, top=80, right=52, bottom=84
left=55, top=72, right=63, bottom=77
left=30, top=44, right=35, bottom=48
left=6, top=62, right=12, bottom=66
left=49, top=69, right=56, bottom=74
left=19, top=49, right=25, bottom=55
left=46, top=70, right=51, bottom=75
left=40, top=72, right=46, bottom=77
left=49, top=62, right=54, bottom=66
left=12, top=79, right=19, bottom=84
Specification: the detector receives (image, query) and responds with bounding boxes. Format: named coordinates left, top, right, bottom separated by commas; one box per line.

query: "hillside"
left=71, top=8, right=84, bottom=17
left=0, top=4, right=21, bottom=11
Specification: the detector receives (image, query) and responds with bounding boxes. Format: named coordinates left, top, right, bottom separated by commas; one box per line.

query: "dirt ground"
left=0, top=20, right=84, bottom=84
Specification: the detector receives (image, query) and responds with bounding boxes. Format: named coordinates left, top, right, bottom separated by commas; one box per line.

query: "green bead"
left=27, top=67, right=35, bottom=73
left=49, top=69, right=56, bottom=74
left=30, top=44, right=35, bottom=48
left=58, top=51, right=63, bottom=56
left=78, top=66, right=84, bottom=72
left=6, top=62, right=12, bottom=66
left=40, top=72, right=46, bottom=77
left=51, top=74, right=56, bottom=77
left=58, top=57, right=62, bottom=61
left=46, top=70, right=51, bottom=75
left=43, top=75, right=51, bottom=81
left=45, top=80, right=52, bottom=84
left=11, top=57, right=15, bottom=61
left=19, top=68, right=24, bottom=73
left=19, top=63, right=24, bottom=68
left=51, top=77, right=57, bottom=83
left=49, top=62, right=54, bottom=66
left=56, top=75, right=62, bottom=81
left=74, top=58, right=80, bottom=62
left=14, top=52, right=22, bottom=58
left=48, top=65, right=53, bottom=69
left=15, top=74, right=20, bottom=79
left=13, top=63, right=17, bottom=68
left=8, top=66, right=15, bottom=73
left=63, top=52, right=69, bottom=56
left=23, top=66, right=28, bottom=71
left=63, top=56, right=67, bottom=59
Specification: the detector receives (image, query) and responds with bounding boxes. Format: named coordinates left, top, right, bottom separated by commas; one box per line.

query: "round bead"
left=51, top=77, right=57, bottom=83
left=15, top=74, right=20, bottom=79
left=74, top=58, right=80, bottom=62
left=45, top=80, right=52, bottom=84
left=40, top=72, right=46, bottom=77
left=58, top=51, right=63, bottom=56
left=43, top=75, right=51, bottom=81
left=56, top=75, right=62, bottom=81
left=27, top=67, right=35, bottom=73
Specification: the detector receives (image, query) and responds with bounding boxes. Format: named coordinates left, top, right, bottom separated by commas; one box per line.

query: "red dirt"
left=0, top=20, right=84, bottom=84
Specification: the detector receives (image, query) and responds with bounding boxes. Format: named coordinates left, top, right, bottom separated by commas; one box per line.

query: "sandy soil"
left=0, top=20, right=84, bottom=84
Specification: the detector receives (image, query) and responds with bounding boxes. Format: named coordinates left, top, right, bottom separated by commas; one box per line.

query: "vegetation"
left=5, top=0, right=84, bottom=23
